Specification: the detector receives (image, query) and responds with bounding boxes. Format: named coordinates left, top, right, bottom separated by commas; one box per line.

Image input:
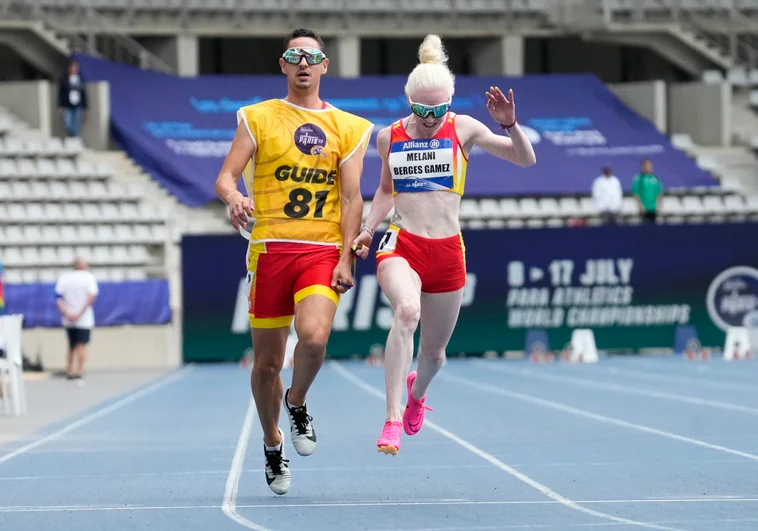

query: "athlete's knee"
left=393, top=300, right=421, bottom=333
left=252, top=351, right=283, bottom=382
left=296, top=325, right=330, bottom=356
left=421, top=348, right=446, bottom=366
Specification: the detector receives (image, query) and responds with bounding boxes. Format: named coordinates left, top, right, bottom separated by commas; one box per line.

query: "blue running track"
left=2, top=356, right=758, bottom=531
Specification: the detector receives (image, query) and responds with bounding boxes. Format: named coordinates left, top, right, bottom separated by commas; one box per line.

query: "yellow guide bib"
left=238, top=99, right=374, bottom=246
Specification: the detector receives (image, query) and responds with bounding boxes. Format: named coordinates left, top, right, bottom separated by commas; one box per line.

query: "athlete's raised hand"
left=485, top=86, right=516, bottom=127
left=228, top=192, right=255, bottom=231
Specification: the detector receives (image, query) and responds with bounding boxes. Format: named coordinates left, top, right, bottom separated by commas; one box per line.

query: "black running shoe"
left=283, top=388, right=317, bottom=456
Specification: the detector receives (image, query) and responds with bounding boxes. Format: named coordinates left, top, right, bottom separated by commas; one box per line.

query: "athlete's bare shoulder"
left=451, top=113, right=481, bottom=139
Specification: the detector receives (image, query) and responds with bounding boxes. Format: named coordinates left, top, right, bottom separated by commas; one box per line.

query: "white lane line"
left=367, top=517, right=758, bottom=531
left=0, top=366, right=193, bottom=467
left=5, top=496, right=758, bottom=513
left=222, top=396, right=271, bottom=531
left=600, top=366, right=758, bottom=393
left=4, top=458, right=750, bottom=482
left=329, top=361, right=685, bottom=531
left=483, top=362, right=758, bottom=416
left=442, top=372, right=758, bottom=463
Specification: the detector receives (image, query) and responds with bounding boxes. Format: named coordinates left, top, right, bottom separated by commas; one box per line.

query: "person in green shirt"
left=631, top=158, right=662, bottom=223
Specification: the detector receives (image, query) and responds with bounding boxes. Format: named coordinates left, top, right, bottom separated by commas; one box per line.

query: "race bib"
left=388, top=138, right=455, bottom=193
left=377, top=226, right=399, bottom=253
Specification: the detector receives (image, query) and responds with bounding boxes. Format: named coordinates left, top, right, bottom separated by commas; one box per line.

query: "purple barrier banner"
left=4, top=280, right=171, bottom=327
left=74, top=54, right=717, bottom=207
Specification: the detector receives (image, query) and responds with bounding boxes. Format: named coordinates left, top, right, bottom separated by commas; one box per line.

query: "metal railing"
left=547, top=0, right=758, bottom=69
left=1, top=0, right=174, bottom=73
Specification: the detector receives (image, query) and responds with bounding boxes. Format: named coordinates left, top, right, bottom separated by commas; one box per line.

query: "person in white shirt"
left=592, top=166, right=623, bottom=224
left=55, top=257, right=99, bottom=380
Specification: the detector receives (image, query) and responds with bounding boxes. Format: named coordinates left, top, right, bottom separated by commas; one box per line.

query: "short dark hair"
left=284, top=28, right=326, bottom=55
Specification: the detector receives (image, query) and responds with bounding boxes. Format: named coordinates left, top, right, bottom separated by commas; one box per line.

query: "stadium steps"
left=83, top=150, right=229, bottom=237
left=0, top=19, right=70, bottom=77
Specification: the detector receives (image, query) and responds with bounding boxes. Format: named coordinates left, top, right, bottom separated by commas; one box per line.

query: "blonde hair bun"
left=418, top=34, right=448, bottom=66
left=404, top=34, right=455, bottom=98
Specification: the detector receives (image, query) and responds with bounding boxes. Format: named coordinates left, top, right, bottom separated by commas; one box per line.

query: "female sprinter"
left=352, top=34, right=537, bottom=455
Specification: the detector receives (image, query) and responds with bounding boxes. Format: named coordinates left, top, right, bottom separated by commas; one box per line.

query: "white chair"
left=3, top=138, right=23, bottom=156
left=100, top=202, right=120, bottom=221
left=78, top=225, right=98, bottom=243
left=98, top=225, right=117, bottom=243
left=0, top=314, right=27, bottom=416
left=44, top=137, right=64, bottom=156
left=133, top=224, right=152, bottom=242
left=36, top=159, right=56, bottom=177
left=556, top=197, right=581, bottom=218
left=538, top=198, right=560, bottom=218
left=88, top=181, right=108, bottom=199
left=17, top=158, right=39, bottom=178
left=50, top=181, right=70, bottom=200
left=0, top=158, right=17, bottom=178
left=56, top=158, right=77, bottom=178
left=75, top=159, right=96, bottom=178
left=478, top=198, right=502, bottom=220
left=459, top=199, right=481, bottom=220
left=69, top=181, right=88, bottom=199
left=151, top=224, right=168, bottom=243
left=63, top=137, right=84, bottom=156
left=519, top=198, right=542, bottom=218
left=499, top=198, right=520, bottom=218
left=58, top=225, right=78, bottom=243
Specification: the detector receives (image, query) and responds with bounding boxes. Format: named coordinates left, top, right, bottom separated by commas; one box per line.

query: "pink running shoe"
left=402, top=371, right=433, bottom=436
left=376, top=420, right=402, bottom=455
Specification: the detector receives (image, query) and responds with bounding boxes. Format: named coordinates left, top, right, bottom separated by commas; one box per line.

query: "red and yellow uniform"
left=376, top=113, right=467, bottom=293
left=237, top=99, right=373, bottom=328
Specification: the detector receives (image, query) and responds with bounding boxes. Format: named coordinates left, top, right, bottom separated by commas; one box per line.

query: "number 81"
left=283, top=188, right=329, bottom=219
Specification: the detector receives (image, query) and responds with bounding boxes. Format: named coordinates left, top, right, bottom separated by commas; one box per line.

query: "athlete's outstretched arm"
left=216, top=120, right=256, bottom=230
left=353, top=128, right=394, bottom=258
left=459, top=114, right=536, bottom=168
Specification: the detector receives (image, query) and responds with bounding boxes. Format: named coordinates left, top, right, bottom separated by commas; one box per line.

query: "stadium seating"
left=0, top=106, right=170, bottom=284
left=363, top=188, right=758, bottom=231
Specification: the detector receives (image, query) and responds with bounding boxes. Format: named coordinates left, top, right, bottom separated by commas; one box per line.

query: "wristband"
left=500, top=118, right=516, bottom=130
left=360, top=224, right=375, bottom=238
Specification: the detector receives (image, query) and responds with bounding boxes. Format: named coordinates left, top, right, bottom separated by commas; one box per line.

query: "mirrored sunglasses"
left=409, top=98, right=451, bottom=119
left=282, top=47, right=326, bottom=65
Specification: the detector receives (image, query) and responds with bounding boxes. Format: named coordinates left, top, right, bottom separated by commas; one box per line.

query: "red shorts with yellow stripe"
left=246, top=242, right=341, bottom=329
left=375, top=225, right=466, bottom=293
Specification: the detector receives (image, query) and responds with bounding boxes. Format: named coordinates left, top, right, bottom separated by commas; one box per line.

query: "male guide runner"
left=216, top=28, right=374, bottom=495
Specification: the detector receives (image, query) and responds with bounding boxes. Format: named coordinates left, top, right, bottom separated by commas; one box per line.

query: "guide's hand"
left=228, top=192, right=255, bottom=231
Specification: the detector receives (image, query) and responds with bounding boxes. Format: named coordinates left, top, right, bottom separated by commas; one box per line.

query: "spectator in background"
left=592, top=166, right=622, bottom=224
left=58, top=59, right=87, bottom=138
left=631, top=158, right=663, bottom=223
left=55, top=257, right=98, bottom=382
